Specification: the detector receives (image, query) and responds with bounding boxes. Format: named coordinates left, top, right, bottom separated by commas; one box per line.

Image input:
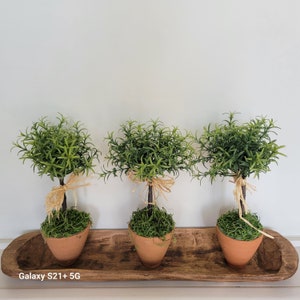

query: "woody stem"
left=241, top=184, right=246, bottom=216
left=59, top=178, right=67, bottom=212
left=147, top=184, right=153, bottom=216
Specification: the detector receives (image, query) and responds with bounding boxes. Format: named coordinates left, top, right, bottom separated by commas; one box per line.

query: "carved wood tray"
left=1, top=228, right=298, bottom=282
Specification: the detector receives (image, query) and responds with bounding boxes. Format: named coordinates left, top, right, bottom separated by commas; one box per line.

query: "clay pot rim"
left=216, top=225, right=263, bottom=243
left=128, top=226, right=174, bottom=240
left=41, top=223, right=91, bottom=240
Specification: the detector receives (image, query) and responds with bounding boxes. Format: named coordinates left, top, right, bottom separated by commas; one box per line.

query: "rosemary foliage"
left=13, top=113, right=99, bottom=181
left=102, top=120, right=197, bottom=181
left=196, top=112, right=285, bottom=181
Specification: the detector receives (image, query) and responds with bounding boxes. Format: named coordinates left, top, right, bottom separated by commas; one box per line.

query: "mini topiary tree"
left=102, top=119, right=198, bottom=238
left=196, top=112, right=285, bottom=239
left=13, top=113, right=99, bottom=237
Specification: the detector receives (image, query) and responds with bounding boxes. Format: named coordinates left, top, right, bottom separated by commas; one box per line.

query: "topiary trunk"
left=59, top=178, right=67, bottom=212
left=241, top=179, right=246, bottom=216
left=147, top=185, right=153, bottom=216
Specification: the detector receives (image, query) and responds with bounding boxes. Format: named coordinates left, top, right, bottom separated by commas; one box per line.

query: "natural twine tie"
left=45, top=173, right=89, bottom=218
left=233, top=176, right=274, bottom=239
left=128, top=170, right=175, bottom=204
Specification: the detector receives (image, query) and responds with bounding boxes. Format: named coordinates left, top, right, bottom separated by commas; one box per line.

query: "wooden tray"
left=1, top=228, right=298, bottom=282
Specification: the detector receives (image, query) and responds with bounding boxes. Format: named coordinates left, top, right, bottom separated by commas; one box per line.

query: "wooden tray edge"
left=1, top=228, right=298, bottom=282
left=1, top=231, right=41, bottom=278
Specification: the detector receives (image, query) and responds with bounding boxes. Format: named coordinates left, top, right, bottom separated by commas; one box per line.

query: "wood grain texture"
left=1, top=228, right=298, bottom=282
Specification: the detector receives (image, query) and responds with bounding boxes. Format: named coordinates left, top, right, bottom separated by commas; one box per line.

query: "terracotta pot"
left=129, top=227, right=173, bottom=268
left=43, top=225, right=90, bottom=266
left=216, top=226, right=263, bottom=268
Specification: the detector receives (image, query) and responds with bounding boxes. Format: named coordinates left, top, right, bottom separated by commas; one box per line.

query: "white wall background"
left=0, top=0, right=299, bottom=239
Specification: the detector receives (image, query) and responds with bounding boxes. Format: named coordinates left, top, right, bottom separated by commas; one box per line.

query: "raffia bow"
left=232, top=176, right=274, bottom=239
left=45, top=173, right=89, bottom=218
left=128, top=171, right=175, bottom=204
left=148, top=176, right=175, bottom=203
